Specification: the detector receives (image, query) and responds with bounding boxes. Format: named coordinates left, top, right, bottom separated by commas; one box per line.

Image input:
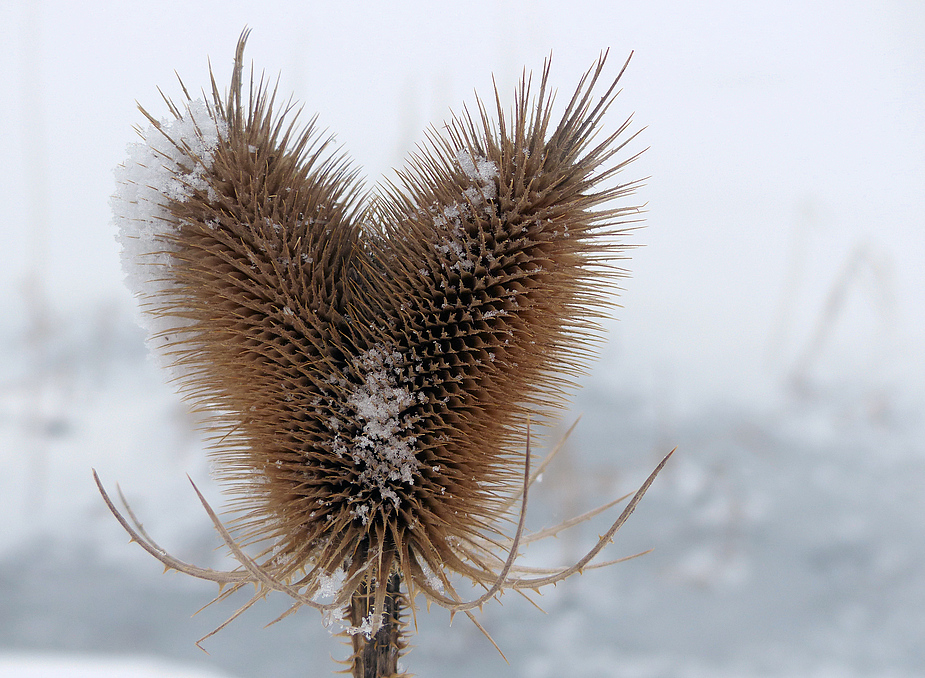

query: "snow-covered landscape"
left=2, top=2, right=923, bottom=676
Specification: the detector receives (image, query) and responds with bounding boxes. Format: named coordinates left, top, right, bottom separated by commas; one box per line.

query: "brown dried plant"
left=98, top=29, right=670, bottom=677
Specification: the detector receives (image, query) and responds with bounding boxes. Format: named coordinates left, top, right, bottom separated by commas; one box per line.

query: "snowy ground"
left=0, top=654, right=235, bottom=678
left=1, top=301, right=923, bottom=678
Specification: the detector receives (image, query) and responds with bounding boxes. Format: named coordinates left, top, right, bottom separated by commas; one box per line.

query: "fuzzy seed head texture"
left=111, top=31, right=644, bottom=637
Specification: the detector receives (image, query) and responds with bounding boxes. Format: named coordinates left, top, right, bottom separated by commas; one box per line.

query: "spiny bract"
left=109, top=30, right=646, bottom=644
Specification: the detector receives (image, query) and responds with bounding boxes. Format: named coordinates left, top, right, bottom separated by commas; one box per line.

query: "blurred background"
left=1, top=1, right=923, bottom=676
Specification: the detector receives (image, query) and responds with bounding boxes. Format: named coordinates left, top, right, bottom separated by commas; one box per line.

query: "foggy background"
left=1, top=1, right=923, bottom=676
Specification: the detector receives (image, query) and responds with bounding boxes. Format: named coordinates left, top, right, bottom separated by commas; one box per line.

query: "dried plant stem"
left=348, top=572, right=407, bottom=678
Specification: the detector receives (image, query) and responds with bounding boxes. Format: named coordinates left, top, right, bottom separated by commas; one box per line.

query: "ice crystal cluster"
left=105, top=30, right=654, bottom=675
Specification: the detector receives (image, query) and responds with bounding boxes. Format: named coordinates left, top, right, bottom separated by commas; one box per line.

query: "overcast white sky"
left=1, top=0, right=922, bottom=406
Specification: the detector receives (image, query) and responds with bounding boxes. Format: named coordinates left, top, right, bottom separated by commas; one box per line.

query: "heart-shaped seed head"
left=113, top=31, right=644, bottom=631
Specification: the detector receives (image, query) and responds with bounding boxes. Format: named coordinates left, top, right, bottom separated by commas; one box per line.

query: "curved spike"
left=93, top=470, right=247, bottom=584
left=509, top=449, right=674, bottom=590
left=186, top=476, right=340, bottom=612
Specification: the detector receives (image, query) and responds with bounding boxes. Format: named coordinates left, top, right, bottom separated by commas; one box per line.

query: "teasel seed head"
left=106, top=29, right=657, bottom=664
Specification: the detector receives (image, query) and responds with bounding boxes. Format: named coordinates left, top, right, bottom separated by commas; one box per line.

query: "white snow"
left=313, top=567, right=348, bottom=600
left=345, top=613, right=379, bottom=640
left=455, top=149, right=498, bottom=196
left=0, top=654, right=235, bottom=678
left=415, top=553, right=445, bottom=595
left=329, top=345, right=423, bottom=512
left=430, top=150, right=499, bottom=272
left=111, top=98, right=226, bottom=372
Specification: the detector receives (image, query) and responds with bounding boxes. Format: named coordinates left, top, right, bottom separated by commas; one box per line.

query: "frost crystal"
left=416, top=554, right=445, bottom=595
left=314, top=567, right=348, bottom=600
left=346, top=613, right=380, bottom=640
left=350, top=503, right=371, bottom=526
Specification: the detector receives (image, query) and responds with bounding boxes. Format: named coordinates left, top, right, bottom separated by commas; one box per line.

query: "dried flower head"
left=98, top=30, right=669, bottom=676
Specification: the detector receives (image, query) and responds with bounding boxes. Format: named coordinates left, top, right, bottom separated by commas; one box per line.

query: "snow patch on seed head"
left=111, top=98, right=226, bottom=369
left=456, top=149, right=499, bottom=199
left=430, top=151, right=498, bottom=273
left=329, top=346, right=424, bottom=519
